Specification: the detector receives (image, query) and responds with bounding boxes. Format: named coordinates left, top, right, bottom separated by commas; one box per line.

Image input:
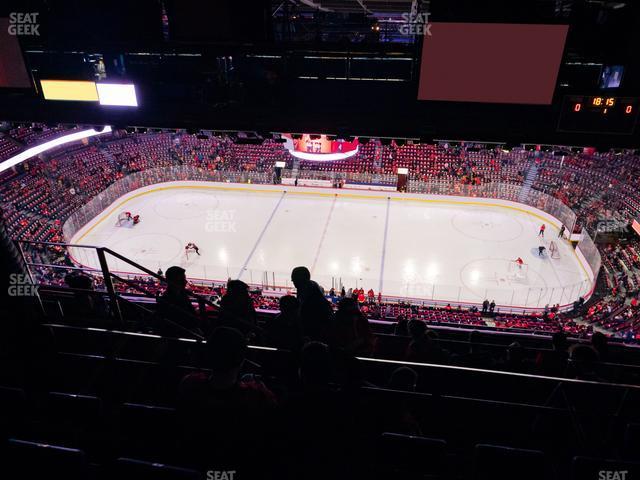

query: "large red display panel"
left=418, top=23, right=568, bottom=104
left=0, top=18, right=31, bottom=89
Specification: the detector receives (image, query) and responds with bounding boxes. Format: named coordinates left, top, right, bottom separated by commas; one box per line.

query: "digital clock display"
left=558, top=95, right=639, bottom=134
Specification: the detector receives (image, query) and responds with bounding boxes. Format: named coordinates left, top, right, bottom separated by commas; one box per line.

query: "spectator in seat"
left=157, top=266, right=203, bottom=336
left=265, top=295, right=303, bottom=351
left=395, top=316, right=409, bottom=336
left=291, top=266, right=334, bottom=341
left=405, top=320, right=450, bottom=365
left=63, top=272, right=108, bottom=323
left=218, top=279, right=258, bottom=337
left=178, top=327, right=277, bottom=474
left=330, top=297, right=374, bottom=356
left=455, top=330, right=494, bottom=369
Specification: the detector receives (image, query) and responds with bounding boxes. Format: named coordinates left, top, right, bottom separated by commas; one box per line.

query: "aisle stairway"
left=518, top=162, right=540, bottom=203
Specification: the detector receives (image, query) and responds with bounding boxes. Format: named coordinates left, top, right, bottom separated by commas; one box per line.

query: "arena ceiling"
left=0, top=0, right=638, bottom=147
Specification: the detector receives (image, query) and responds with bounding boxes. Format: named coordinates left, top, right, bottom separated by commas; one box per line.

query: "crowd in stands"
left=3, top=125, right=640, bottom=340
left=3, top=127, right=640, bottom=476
left=5, top=284, right=640, bottom=479
left=8, top=123, right=80, bottom=146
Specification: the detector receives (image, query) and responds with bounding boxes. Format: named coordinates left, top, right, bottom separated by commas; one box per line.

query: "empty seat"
left=114, top=457, right=200, bottom=480
left=473, top=444, right=551, bottom=480
left=4, top=438, right=89, bottom=480
left=0, top=386, right=28, bottom=437
left=378, top=432, right=447, bottom=479
left=572, top=456, right=640, bottom=480
left=117, top=403, right=178, bottom=461
left=28, top=391, right=103, bottom=449
left=623, top=423, right=640, bottom=462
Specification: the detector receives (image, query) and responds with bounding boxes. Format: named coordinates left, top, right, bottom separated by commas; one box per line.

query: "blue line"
left=311, top=194, right=337, bottom=274
left=237, top=191, right=286, bottom=279
left=379, top=197, right=391, bottom=293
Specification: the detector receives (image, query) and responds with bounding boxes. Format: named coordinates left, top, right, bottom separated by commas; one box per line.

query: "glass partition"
left=49, top=166, right=598, bottom=313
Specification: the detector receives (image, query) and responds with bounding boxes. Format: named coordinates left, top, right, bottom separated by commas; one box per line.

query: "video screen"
left=0, top=18, right=32, bottom=89
left=418, top=23, right=568, bottom=104
left=282, top=134, right=359, bottom=161
left=600, top=65, right=624, bottom=89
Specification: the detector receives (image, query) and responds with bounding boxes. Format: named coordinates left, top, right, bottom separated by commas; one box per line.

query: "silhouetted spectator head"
left=291, top=266, right=332, bottom=341
left=337, top=296, right=360, bottom=314
left=219, top=280, right=256, bottom=330
left=408, top=319, right=427, bottom=340
left=388, top=366, right=418, bottom=391
left=226, top=279, right=249, bottom=296
left=395, top=318, right=409, bottom=336
left=279, top=295, right=300, bottom=315
left=165, top=266, right=187, bottom=291
left=206, top=327, right=247, bottom=375
left=299, top=341, right=331, bottom=389
left=551, top=331, right=569, bottom=351
left=291, top=266, right=311, bottom=289
left=63, top=272, right=105, bottom=319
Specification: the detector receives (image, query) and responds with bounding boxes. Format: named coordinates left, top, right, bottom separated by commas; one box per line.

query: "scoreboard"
left=558, top=95, right=639, bottom=134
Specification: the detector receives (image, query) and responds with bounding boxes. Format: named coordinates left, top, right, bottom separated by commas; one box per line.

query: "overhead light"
left=41, top=80, right=99, bottom=101
left=96, top=83, right=138, bottom=106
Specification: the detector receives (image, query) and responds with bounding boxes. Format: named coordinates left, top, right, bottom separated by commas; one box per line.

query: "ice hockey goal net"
left=549, top=241, right=561, bottom=259
left=115, top=211, right=131, bottom=227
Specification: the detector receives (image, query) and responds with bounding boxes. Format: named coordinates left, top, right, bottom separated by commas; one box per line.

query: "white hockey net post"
left=549, top=241, right=561, bottom=259
left=115, top=211, right=130, bottom=227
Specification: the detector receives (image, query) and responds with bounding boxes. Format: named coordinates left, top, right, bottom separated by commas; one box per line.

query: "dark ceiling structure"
left=0, top=0, right=638, bottom=148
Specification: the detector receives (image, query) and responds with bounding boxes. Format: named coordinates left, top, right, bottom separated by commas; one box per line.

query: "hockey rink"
left=68, top=182, right=594, bottom=310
